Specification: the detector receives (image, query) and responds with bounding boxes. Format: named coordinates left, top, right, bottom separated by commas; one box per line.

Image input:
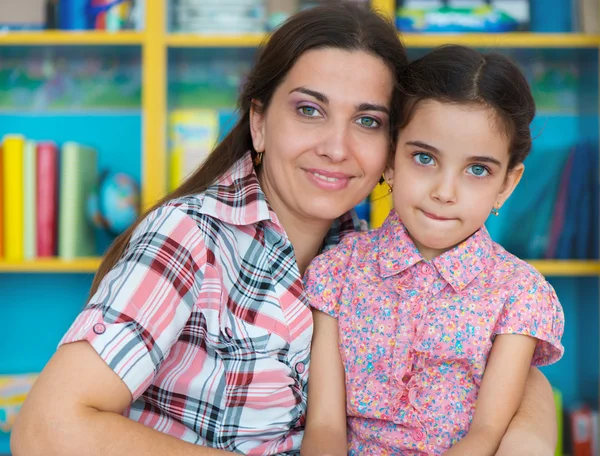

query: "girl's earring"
left=254, top=151, right=264, bottom=166
left=491, top=205, right=500, bottom=216
left=379, top=173, right=393, bottom=193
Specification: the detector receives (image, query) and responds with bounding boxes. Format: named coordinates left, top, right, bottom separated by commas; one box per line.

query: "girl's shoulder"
left=487, top=240, right=550, bottom=291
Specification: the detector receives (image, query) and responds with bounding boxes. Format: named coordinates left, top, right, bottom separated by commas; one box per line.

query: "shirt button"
left=421, top=263, right=432, bottom=275
left=225, top=327, right=233, bottom=338
left=413, top=429, right=425, bottom=441
left=295, top=362, right=306, bottom=375
left=93, top=323, right=106, bottom=335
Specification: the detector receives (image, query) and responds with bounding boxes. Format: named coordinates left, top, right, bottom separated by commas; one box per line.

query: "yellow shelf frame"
left=166, top=33, right=600, bottom=49
left=0, top=258, right=101, bottom=273
left=0, top=30, right=144, bottom=45
left=0, top=259, right=598, bottom=276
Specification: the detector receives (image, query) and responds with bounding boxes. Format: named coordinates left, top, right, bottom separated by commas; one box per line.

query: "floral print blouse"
left=304, top=211, right=564, bottom=455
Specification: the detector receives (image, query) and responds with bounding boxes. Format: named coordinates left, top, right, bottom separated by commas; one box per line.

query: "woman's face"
left=250, top=48, right=393, bottom=226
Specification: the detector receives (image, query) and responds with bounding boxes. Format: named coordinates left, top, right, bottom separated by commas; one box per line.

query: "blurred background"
left=0, top=1, right=598, bottom=455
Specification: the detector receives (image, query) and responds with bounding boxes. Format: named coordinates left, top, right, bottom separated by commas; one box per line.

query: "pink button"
left=93, top=323, right=106, bottom=335
left=412, top=429, right=425, bottom=441
left=421, top=263, right=432, bottom=275
left=399, top=391, right=409, bottom=403
left=295, top=362, right=305, bottom=374
left=225, top=327, right=233, bottom=338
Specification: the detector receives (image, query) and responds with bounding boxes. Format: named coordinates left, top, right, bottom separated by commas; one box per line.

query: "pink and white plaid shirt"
left=60, top=152, right=358, bottom=455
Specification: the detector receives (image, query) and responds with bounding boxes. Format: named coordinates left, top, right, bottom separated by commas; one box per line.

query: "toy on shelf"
left=397, top=0, right=529, bottom=33
left=87, top=171, right=140, bottom=237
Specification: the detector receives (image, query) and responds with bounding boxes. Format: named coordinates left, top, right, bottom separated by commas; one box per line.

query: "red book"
left=36, top=142, right=58, bottom=257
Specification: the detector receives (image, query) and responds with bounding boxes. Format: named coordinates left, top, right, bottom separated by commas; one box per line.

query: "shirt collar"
left=378, top=211, right=492, bottom=292
left=199, top=151, right=360, bottom=249
left=432, top=224, right=493, bottom=292
left=198, top=151, right=274, bottom=226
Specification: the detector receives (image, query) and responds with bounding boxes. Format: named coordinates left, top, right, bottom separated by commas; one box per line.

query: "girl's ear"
left=497, top=163, right=525, bottom=208
left=249, top=100, right=266, bottom=153
left=383, top=165, right=395, bottom=188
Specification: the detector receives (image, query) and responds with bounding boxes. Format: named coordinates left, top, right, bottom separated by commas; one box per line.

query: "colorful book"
left=168, top=109, right=219, bottom=192
left=23, top=140, right=37, bottom=260
left=2, top=135, right=25, bottom=262
left=0, top=146, right=3, bottom=260
left=36, top=142, right=59, bottom=257
left=58, top=142, right=97, bottom=259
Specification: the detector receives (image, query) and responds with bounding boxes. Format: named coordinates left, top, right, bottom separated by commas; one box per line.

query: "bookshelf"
left=0, top=1, right=598, bottom=453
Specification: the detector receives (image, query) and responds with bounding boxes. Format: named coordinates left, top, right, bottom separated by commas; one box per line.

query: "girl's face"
left=250, top=48, right=393, bottom=226
left=387, top=100, right=524, bottom=260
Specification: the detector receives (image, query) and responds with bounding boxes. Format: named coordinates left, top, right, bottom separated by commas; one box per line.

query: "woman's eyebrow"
left=357, top=103, right=390, bottom=115
left=290, top=87, right=328, bottom=103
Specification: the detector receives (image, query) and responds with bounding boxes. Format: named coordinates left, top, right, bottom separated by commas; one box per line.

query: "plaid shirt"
left=61, top=152, right=358, bottom=455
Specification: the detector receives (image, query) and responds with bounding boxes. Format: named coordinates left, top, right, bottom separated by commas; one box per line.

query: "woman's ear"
left=383, top=165, right=395, bottom=189
left=249, top=100, right=266, bottom=153
left=497, top=163, right=525, bottom=208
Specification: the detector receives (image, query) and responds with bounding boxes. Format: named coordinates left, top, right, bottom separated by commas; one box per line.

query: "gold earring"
left=380, top=173, right=393, bottom=193
left=254, top=151, right=263, bottom=166
left=491, top=205, right=500, bottom=216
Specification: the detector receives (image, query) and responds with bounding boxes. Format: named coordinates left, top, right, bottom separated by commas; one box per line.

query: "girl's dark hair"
left=89, top=3, right=407, bottom=298
left=395, top=45, right=536, bottom=171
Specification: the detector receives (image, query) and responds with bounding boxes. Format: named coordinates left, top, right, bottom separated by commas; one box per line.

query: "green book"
left=58, top=142, right=97, bottom=259
left=23, top=140, right=37, bottom=260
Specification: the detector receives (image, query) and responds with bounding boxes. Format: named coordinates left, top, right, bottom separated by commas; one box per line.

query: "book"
left=168, top=109, right=219, bottom=192
left=36, top=142, right=59, bottom=258
left=0, top=145, right=3, bottom=260
left=58, top=142, right=97, bottom=259
left=23, top=140, right=37, bottom=260
left=2, top=135, right=25, bottom=262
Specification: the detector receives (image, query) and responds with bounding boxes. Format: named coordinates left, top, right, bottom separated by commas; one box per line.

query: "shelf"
left=165, top=33, right=600, bottom=49
left=528, top=260, right=600, bottom=276
left=0, top=258, right=102, bottom=273
left=0, top=31, right=144, bottom=46
left=402, top=33, right=600, bottom=48
left=0, top=258, right=598, bottom=275
left=166, top=33, right=266, bottom=48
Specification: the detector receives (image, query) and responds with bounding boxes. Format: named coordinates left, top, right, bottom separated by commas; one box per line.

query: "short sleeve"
left=59, top=203, right=207, bottom=398
left=303, top=234, right=357, bottom=319
left=494, top=275, right=565, bottom=366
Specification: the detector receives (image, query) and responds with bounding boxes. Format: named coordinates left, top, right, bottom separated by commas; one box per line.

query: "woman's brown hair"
left=89, top=3, right=408, bottom=298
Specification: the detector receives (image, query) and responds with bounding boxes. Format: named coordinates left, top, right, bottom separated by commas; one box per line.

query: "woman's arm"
left=444, top=334, right=537, bottom=456
left=300, top=310, right=348, bottom=456
left=495, top=367, right=557, bottom=456
left=11, top=342, right=233, bottom=456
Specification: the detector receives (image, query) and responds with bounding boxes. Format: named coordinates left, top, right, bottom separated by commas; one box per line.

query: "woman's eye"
left=468, top=165, right=489, bottom=177
left=299, top=106, right=320, bottom=117
left=356, top=117, right=380, bottom=128
left=414, top=153, right=434, bottom=166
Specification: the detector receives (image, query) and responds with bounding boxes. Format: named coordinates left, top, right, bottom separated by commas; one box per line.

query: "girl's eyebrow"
left=290, top=87, right=389, bottom=115
left=406, top=140, right=503, bottom=167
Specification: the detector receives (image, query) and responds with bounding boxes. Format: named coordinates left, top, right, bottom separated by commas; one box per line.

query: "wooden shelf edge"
left=0, top=31, right=145, bottom=46
left=0, top=258, right=102, bottom=273
left=166, top=33, right=266, bottom=48
left=0, top=259, right=598, bottom=275
left=402, top=33, right=600, bottom=48
left=165, top=32, right=600, bottom=49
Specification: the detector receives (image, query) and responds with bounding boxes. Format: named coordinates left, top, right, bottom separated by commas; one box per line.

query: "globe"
left=87, top=172, right=140, bottom=237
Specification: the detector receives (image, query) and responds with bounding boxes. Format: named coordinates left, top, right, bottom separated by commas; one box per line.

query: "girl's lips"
left=422, top=210, right=454, bottom=221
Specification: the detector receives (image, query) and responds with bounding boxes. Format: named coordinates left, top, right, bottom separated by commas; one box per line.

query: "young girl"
left=302, top=45, right=565, bottom=456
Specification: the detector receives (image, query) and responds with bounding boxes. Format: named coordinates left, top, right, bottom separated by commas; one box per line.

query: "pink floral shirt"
left=304, top=211, right=564, bottom=455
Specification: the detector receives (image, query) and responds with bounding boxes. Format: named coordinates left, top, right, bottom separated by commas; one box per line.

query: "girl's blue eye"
left=300, top=106, right=319, bottom=117
left=468, top=165, right=489, bottom=177
left=414, top=153, right=434, bottom=165
left=356, top=117, right=379, bottom=128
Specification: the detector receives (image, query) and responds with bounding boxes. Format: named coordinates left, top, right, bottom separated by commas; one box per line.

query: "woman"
left=12, top=5, right=557, bottom=456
